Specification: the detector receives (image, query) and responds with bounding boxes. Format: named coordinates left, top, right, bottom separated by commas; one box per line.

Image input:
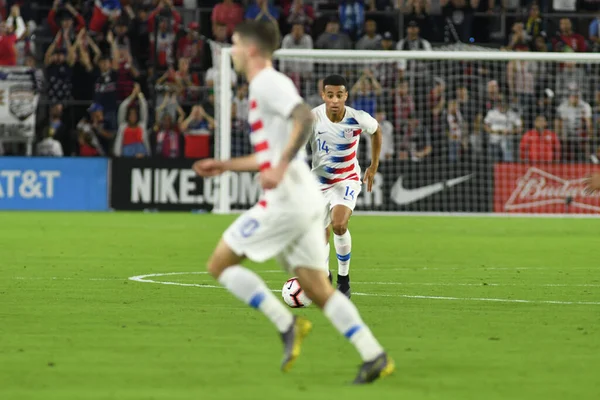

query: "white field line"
left=127, top=272, right=600, bottom=306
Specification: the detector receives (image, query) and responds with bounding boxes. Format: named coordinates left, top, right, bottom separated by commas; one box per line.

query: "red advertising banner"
left=494, top=164, right=600, bottom=214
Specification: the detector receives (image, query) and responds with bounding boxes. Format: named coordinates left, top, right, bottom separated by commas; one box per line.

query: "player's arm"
left=363, top=125, right=382, bottom=192
left=194, top=154, right=258, bottom=177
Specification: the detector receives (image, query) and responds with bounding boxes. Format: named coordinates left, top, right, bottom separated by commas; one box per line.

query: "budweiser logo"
left=505, top=167, right=600, bottom=212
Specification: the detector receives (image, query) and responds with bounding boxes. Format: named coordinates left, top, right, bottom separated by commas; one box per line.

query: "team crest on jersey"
left=343, top=128, right=354, bottom=139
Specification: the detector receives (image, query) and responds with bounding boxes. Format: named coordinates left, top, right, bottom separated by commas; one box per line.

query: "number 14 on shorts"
left=344, top=185, right=355, bottom=200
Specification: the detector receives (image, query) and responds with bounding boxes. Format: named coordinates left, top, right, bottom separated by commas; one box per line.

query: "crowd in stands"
left=0, top=0, right=598, bottom=164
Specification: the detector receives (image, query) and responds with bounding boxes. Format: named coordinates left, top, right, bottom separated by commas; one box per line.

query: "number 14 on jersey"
left=317, top=138, right=329, bottom=154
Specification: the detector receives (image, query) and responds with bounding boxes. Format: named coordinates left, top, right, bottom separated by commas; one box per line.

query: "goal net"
left=213, top=45, right=600, bottom=215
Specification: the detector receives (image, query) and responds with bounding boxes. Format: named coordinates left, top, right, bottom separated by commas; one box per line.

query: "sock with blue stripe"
left=334, top=230, right=351, bottom=276
left=218, top=265, right=293, bottom=333
left=323, top=291, right=384, bottom=361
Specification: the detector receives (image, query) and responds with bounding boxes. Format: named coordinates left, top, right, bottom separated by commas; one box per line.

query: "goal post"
left=214, top=46, right=600, bottom=216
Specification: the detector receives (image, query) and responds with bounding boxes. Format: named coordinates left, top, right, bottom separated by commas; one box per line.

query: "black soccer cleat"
left=337, top=274, right=351, bottom=298
left=280, top=316, right=312, bottom=372
left=353, top=352, right=395, bottom=384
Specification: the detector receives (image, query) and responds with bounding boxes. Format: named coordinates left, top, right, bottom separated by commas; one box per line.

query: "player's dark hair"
left=234, top=21, right=280, bottom=57
left=322, top=75, right=348, bottom=92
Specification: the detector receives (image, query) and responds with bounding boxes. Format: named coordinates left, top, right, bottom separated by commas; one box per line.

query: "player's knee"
left=331, top=222, right=348, bottom=236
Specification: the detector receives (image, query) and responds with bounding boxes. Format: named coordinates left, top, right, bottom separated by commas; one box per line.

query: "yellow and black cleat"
left=353, top=353, right=395, bottom=384
left=280, top=316, right=312, bottom=372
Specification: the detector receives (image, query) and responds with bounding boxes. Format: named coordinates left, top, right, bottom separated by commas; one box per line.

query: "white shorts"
left=321, top=180, right=362, bottom=227
left=223, top=203, right=327, bottom=274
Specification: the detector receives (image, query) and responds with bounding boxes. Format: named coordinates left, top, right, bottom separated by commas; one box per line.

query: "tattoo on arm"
left=282, top=103, right=313, bottom=163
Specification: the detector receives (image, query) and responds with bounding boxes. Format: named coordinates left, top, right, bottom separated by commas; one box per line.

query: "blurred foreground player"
left=310, top=74, right=382, bottom=298
left=192, top=21, right=393, bottom=384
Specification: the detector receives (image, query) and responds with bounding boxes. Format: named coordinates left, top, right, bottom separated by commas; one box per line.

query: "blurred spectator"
left=212, top=22, right=230, bottom=44
left=507, top=45, right=538, bottom=127
left=0, top=5, right=25, bottom=66
left=205, top=63, right=237, bottom=88
left=350, top=69, right=382, bottom=117
left=555, top=65, right=589, bottom=102
left=284, top=0, right=314, bottom=33
left=484, top=96, right=522, bottom=162
left=48, top=1, right=85, bottom=37
left=441, top=0, right=477, bottom=43
left=525, top=4, right=545, bottom=41
left=394, top=80, right=415, bottom=135
left=356, top=19, right=381, bottom=50
left=180, top=105, right=215, bottom=158
left=153, top=113, right=184, bottom=158
left=398, top=116, right=432, bottom=161
left=114, top=18, right=132, bottom=54
left=475, top=79, right=502, bottom=133
left=306, top=78, right=324, bottom=108
left=93, top=33, right=120, bottom=132
left=552, top=18, right=587, bottom=53
left=16, top=20, right=35, bottom=66
left=396, top=21, right=431, bottom=80
left=245, top=0, right=279, bottom=26
left=77, top=103, right=111, bottom=156
left=232, top=82, right=249, bottom=133
left=212, top=0, right=244, bottom=37
left=592, top=89, right=600, bottom=137
left=114, top=83, right=150, bottom=157
left=532, top=34, right=550, bottom=52
left=402, top=0, right=432, bottom=40
left=280, top=23, right=313, bottom=77
left=428, top=77, right=446, bottom=146
left=506, top=22, right=529, bottom=50
left=39, top=104, right=69, bottom=155
left=363, top=110, right=393, bottom=162
left=589, top=12, right=600, bottom=52
left=519, top=115, right=560, bottom=162
left=44, top=33, right=76, bottom=103
left=380, top=31, right=394, bottom=50
left=149, top=0, right=182, bottom=68
left=130, top=5, right=151, bottom=67
left=157, top=57, right=200, bottom=105
left=177, top=22, right=208, bottom=71
left=156, top=90, right=185, bottom=124
left=455, top=85, right=477, bottom=133
left=446, top=99, right=466, bottom=162
left=116, top=46, right=140, bottom=101
left=339, top=0, right=365, bottom=40
left=72, top=29, right=99, bottom=107
left=201, top=88, right=216, bottom=122
left=556, top=88, right=592, bottom=161
left=36, top=129, right=64, bottom=157
left=25, top=54, right=43, bottom=93
left=89, top=0, right=122, bottom=33
left=316, top=19, right=352, bottom=50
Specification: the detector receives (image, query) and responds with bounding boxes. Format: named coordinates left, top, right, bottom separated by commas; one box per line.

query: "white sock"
left=325, top=241, right=331, bottom=266
left=218, top=265, right=293, bottom=333
left=334, top=230, right=352, bottom=276
left=323, top=291, right=384, bottom=361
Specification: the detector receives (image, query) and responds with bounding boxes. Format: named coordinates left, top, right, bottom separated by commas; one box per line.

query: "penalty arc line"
left=127, top=272, right=600, bottom=306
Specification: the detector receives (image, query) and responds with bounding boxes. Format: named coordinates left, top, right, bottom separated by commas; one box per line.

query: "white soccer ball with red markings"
left=282, top=278, right=312, bottom=308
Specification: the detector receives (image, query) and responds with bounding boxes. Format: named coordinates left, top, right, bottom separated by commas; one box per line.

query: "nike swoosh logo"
left=390, top=174, right=473, bottom=205
left=318, top=131, right=326, bottom=135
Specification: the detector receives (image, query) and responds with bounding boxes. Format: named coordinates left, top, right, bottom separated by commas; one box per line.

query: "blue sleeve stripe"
left=344, top=324, right=362, bottom=339
left=249, top=292, right=266, bottom=309
left=337, top=253, right=351, bottom=262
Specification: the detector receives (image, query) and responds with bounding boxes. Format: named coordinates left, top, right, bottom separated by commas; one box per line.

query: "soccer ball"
left=281, top=278, right=312, bottom=308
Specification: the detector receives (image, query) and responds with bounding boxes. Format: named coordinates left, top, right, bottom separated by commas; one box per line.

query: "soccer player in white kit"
left=311, top=75, right=382, bottom=298
left=192, top=21, right=393, bottom=384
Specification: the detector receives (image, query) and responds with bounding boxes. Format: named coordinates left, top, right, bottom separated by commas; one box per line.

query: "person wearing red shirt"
left=211, top=0, right=244, bottom=37
left=148, top=0, right=182, bottom=35
left=519, top=115, right=561, bottom=162
left=552, top=18, right=587, bottom=53
left=176, top=22, right=206, bottom=70
left=0, top=6, right=25, bottom=66
left=48, top=0, right=86, bottom=35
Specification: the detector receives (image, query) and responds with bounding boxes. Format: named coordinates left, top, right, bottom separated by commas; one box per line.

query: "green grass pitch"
left=1, top=212, right=599, bottom=400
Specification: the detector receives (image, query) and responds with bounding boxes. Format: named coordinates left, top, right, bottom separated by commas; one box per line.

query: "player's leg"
left=325, top=223, right=333, bottom=283
left=331, top=204, right=353, bottom=297
left=284, top=221, right=394, bottom=384
left=329, top=180, right=361, bottom=298
left=207, top=238, right=294, bottom=334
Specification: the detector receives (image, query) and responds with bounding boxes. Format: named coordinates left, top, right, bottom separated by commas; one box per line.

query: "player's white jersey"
left=247, top=67, right=321, bottom=209
left=310, top=104, right=378, bottom=187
